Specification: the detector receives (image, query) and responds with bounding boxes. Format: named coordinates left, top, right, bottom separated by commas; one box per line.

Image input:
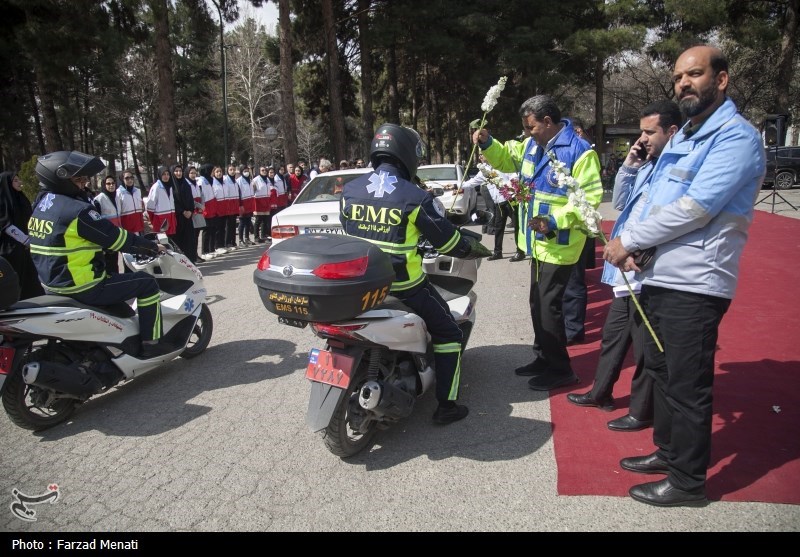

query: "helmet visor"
left=57, top=152, right=106, bottom=180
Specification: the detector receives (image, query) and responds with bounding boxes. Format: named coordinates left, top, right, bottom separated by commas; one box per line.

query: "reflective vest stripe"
left=108, top=228, right=128, bottom=252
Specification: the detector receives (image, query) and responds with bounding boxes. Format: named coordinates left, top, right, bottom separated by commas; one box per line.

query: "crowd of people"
left=0, top=43, right=766, bottom=509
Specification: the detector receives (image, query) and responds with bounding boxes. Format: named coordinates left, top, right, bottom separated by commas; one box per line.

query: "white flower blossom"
left=481, top=76, right=508, bottom=112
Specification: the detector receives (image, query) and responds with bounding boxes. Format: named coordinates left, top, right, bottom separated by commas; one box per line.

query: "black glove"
left=132, top=241, right=161, bottom=257
left=461, top=235, right=493, bottom=260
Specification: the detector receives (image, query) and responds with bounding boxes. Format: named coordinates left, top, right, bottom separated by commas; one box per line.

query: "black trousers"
left=238, top=213, right=253, bottom=242
left=588, top=294, right=653, bottom=420
left=203, top=217, right=218, bottom=254
left=217, top=215, right=236, bottom=247
left=254, top=214, right=270, bottom=240
left=492, top=201, right=512, bottom=253
left=172, top=213, right=196, bottom=263
left=71, top=272, right=162, bottom=343
left=398, top=281, right=464, bottom=403
left=641, top=285, right=730, bottom=491
left=529, top=260, right=574, bottom=373
left=563, top=238, right=595, bottom=341
left=480, top=183, right=496, bottom=233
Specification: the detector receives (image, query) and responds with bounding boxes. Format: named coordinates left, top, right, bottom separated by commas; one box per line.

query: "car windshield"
left=417, top=167, right=458, bottom=182
left=294, top=174, right=364, bottom=203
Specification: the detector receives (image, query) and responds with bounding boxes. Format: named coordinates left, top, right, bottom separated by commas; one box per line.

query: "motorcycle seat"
left=10, top=295, right=136, bottom=318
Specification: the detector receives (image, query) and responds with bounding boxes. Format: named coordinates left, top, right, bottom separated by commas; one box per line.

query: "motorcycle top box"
left=254, top=234, right=395, bottom=323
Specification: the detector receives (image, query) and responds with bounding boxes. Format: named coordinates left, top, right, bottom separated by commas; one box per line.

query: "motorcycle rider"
left=28, top=151, right=167, bottom=358
left=340, top=123, right=491, bottom=425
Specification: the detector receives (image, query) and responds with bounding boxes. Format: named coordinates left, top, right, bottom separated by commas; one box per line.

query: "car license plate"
left=305, top=348, right=355, bottom=389
left=278, top=316, right=307, bottom=329
left=304, top=227, right=344, bottom=235
left=0, top=346, right=16, bottom=374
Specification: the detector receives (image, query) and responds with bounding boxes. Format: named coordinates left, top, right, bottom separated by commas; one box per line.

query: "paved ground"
left=1, top=190, right=798, bottom=534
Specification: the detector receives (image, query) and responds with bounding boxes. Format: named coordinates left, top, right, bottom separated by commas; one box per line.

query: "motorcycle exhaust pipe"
left=22, top=361, right=105, bottom=399
left=359, top=380, right=415, bottom=420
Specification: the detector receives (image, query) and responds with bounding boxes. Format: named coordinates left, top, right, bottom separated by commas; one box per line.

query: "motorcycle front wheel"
left=322, top=362, right=377, bottom=458
left=2, top=345, right=78, bottom=431
left=180, top=304, right=213, bottom=359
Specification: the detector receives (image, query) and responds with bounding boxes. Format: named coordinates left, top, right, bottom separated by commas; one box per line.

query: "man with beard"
left=603, top=45, right=766, bottom=507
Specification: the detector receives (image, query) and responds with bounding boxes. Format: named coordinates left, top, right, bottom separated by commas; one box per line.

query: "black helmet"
left=36, top=151, right=105, bottom=196
left=369, top=123, right=427, bottom=178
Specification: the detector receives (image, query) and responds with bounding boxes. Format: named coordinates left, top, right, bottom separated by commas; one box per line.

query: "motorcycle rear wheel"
left=322, top=362, right=377, bottom=458
left=180, top=304, right=213, bottom=359
left=2, top=346, right=78, bottom=431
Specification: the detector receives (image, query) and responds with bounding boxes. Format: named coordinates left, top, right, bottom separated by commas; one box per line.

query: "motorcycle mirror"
left=157, top=233, right=169, bottom=245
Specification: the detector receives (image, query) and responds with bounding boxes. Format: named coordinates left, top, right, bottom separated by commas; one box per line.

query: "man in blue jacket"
left=604, top=45, right=766, bottom=507
left=568, top=100, right=682, bottom=431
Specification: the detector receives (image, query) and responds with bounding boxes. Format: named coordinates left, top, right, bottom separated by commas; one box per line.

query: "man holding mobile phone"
left=568, top=100, right=682, bottom=433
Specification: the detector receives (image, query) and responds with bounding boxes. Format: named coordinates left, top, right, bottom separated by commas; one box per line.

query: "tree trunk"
left=322, top=0, right=346, bottom=162
left=594, top=56, right=605, bottom=161
left=774, top=0, right=798, bottom=140
left=129, top=125, right=145, bottom=190
left=34, top=64, right=63, bottom=152
left=387, top=43, right=399, bottom=122
left=357, top=0, right=374, bottom=148
left=149, top=0, right=179, bottom=166
left=27, top=81, right=46, bottom=154
left=278, top=0, right=299, bottom=165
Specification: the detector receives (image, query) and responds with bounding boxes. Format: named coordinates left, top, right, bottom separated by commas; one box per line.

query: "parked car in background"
left=270, top=169, right=371, bottom=244
left=763, top=146, right=800, bottom=190
left=416, top=164, right=477, bottom=223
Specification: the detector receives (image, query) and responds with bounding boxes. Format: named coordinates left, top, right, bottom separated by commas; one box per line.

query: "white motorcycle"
left=0, top=234, right=212, bottom=431
left=254, top=223, right=488, bottom=458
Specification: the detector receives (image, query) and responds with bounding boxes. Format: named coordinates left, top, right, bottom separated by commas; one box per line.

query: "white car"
left=270, top=169, right=371, bottom=244
left=416, top=164, right=477, bottom=222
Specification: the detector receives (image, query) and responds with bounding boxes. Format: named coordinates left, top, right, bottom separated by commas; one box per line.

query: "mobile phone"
left=634, top=143, right=647, bottom=159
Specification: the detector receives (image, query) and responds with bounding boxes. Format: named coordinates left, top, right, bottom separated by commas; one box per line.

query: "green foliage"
left=19, top=156, right=39, bottom=201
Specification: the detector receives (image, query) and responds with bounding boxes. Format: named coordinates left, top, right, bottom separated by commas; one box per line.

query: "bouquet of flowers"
left=545, top=151, right=663, bottom=352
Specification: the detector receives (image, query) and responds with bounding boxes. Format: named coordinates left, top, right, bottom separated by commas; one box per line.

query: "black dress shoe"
left=509, top=252, right=526, bottom=262
left=607, top=414, right=653, bottom=432
left=566, top=334, right=585, bottom=346
left=620, top=452, right=669, bottom=475
left=487, top=252, right=503, bottom=261
left=629, top=478, right=708, bottom=508
left=528, top=370, right=580, bottom=391
left=514, top=360, right=547, bottom=376
left=566, top=391, right=615, bottom=411
left=432, top=404, right=469, bottom=425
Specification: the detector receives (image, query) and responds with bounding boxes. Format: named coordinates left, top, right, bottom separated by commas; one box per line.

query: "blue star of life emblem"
left=366, top=171, right=397, bottom=198
left=39, top=193, right=55, bottom=211
left=183, top=298, right=195, bottom=313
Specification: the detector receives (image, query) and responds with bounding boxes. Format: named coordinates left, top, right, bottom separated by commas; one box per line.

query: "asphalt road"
left=1, top=194, right=798, bottom=534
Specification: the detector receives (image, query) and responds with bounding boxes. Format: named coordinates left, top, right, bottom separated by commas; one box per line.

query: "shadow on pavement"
left=33, top=338, right=305, bottom=440
left=339, top=344, right=555, bottom=469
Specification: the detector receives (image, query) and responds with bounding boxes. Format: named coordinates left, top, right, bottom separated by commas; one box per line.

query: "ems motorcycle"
left=0, top=233, right=212, bottom=431
left=254, top=222, right=489, bottom=458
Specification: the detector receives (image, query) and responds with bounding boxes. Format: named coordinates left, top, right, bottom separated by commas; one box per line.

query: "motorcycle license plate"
left=0, top=346, right=15, bottom=374
left=305, top=348, right=354, bottom=389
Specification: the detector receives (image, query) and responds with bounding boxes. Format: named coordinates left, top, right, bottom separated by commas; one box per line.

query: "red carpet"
left=552, top=211, right=800, bottom=503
